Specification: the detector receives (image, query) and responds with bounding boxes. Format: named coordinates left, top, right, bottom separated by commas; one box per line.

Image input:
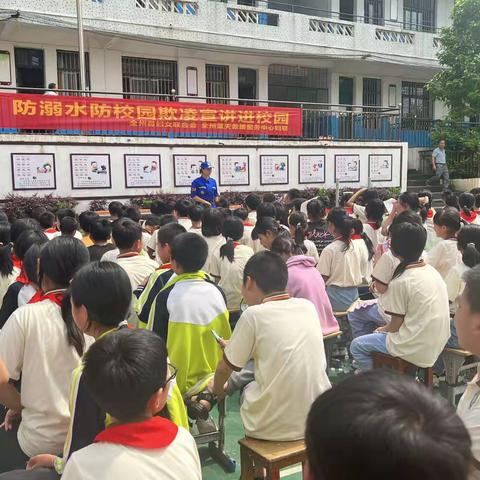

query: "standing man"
left=428, top=139, right=449, bottom=190
left=191, top=161, right=220, bottom=207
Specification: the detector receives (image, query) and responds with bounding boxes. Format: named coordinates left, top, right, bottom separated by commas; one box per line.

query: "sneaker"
left=196, top=417, right=217, bottom=434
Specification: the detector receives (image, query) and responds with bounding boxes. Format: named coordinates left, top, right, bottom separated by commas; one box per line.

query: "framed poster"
left=260, top=155, right=288, bottom=185
left=298, top=154, right=325, bottom=184
left=11, top=153, right=56, bottom=190
left=70, top=154, right=112, bottom=189
left=173, top=154, right=207, bottom=187
left=369, top=154, right=393, bottom=182
left=124, top=154, right=161, bottom=188
left=335, top=155, right=360, bottom=183
left=218, top=155, right=250, bottom=186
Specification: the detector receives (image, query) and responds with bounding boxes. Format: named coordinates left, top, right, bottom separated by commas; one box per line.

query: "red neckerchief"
left=244, top=221, right=254, bottom=227
left=28, top=289, right=65, bottom=306
left=44, top=228, right=57, bottom=234
left=345, top=207, right=354, bottom=215
left=156, top=263, right=172, bottom=271
left=351, top=234, right=362, bottom=240
left=117, top=252, right=140, bottom=259
left=367, top=222, right=380, bottom=230
left=460, top=211, right=478, bottom=223
left=16, top=265, right=29, bottom=284
left=94, top=416, right=178, bottom=449
left=426, top=209, right=434, bottom=219
left=11, top=254, right=22, bottom=270
left=262, top=292, right=290, bottom=303
left=233, top=241, right=240, bottom=248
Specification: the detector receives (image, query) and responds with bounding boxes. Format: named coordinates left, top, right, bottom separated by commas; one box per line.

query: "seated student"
left=0, top=237, right=90, bottom=473
left=244, top=193, right=261, bottom=224
left=418, top=190, right=440, bottom=252
left=350, top=222, right=450, bottom=371
left=142, top=214, right=161, bottom=236
left=188, top=204, right=203, bottom=236
left=273, top=201, right=289, bottom=226
left=381, top=191, right=420, bottom=237
left=444, top=189, right=460, bottom=210
left=352, top=219, right=374, bottom=285
left=0, top=223, right=16, bottom=306
left=459, top=192, right=480, bottom=224
left=305, top=198, right=333, bottom=257
left=212, top=251, right=331, bottom=441
left=251, top=216, right=289, bottom=252
left=61, top=329, right=201, bottom=480
left=124, top=207, right=151, bottom=252
left=288, top=212, right=320, bottom=265
left=150, top=199, right=174, bottom=217
left=142, top=233, right=230, bottom=418
left=262, top=192, right=276, bottom=203
left=233, top=208, right=255, bottom=251
left=88, top=219, right=116, bottom=262
left=345, top=187, right=381, bottom=222
left=19, top=244, right=44, bottom=307
left=428, top=207, right=462, bottom=278
left=56, top=209, right=82, bottom=241
left=59, top=217, right=78, bottom=237
left=146, top=214, right=179, bottom=261
left=173, top=200, right=193, bottom=231
left=271, top=235, right=339, bottom=335
left=362, top=198, right=386, bottom=255
left=112, top=219, right=158, bottom=290
left=210, top=217, right=254, bottom=328
left=317, top=209, right=364, bottom=312
left=108, top=201, right=126, bottom=221
left=78, top=211, right=100, bottom=247
left=201, top=209, right=226, bottom=273
left=305, top=370, right=472, bottom=480
left=39, top=211, right=59, bottom=240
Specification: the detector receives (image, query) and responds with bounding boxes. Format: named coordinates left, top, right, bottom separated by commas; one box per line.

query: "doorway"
left=339, top=77, right=354, bottom=138
left=339, top=0, right=355, bottom=21
left=238, top=68, right=257, bottom=105
left=365, top=0, right=384, bottom=25
left=339, top=77, right=354, bottom=107
left=14, top=48, right=45, bottom=94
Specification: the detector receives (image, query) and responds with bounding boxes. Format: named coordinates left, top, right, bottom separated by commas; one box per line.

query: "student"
left=305, top=370, right=472, bottom=480
left=288, top=212, right=320, bottom=265
left=0, top=223, right=15, bottom=306
left=350, top=222, right=450, bottom=371
left=459, top=192, right=480, bottom=224
left=252, top=216, right=289, bottom=251
left=256, top=202, right=277, bottom=222
left=150, top=199, right=174, bottom=217
left=418, top=190, right=439, bottom=252
left=352, top=219, right=374, bottom=284
left=233, top=208, right=256, bottom=251
left=428, top=207, right=462, bottom=278
left=362, top=198, right=386, bottom=254
left=210, top=217, right=254, bottom=328
left=108, top=201, right=126, bottom=221
left=39, top=211, right=59, bottom=240
left=305, top=198, right=333, bottom=257
left=443, top=190, right=460, bottom=210
left=381, top=191, right=420, bottom=237
left=146, top=215, right=179, bottom=261
left=124, top=207, right=151, bottom=252
left=244, top=193, right=261, bottom=224
left=19, top=244, right=43, bottom=307
left=475, top=192, right=480, bottom=214
left=0, top=237, right=90, bottom=472
left=188, top=204, right=203, bottom=235
left=88, top=219, right=116, bottom=262
left=284, top=188, right=301, bottom=206
left=142, top=215, right=161, bottom=236
left=112, top=219, right=158, bottom=290
left=262, top=192, right=276, bottom=203
left=56, top=209, right=82, bottom=241
left=346, top=187, right=381, bottom=223
left=78, top=212, right=100, bottom=247
left=173, top=200, right=193, bottom=231
left=271, top=235, right=339, bottom=335
left=200, top=209, right=225, bottom=273
left=273, top=201, right=289, bottom=226
left=61, top=329, right=201, bottom=480
left=317, top=209, right=364, bottom=312
left=59, top=217, right=78, bottom=237
left=212, top=251, right=331, bottom=441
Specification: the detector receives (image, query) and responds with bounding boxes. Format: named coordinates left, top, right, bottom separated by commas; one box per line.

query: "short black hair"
left=307, top=199, right=326, bottom=220
left=15, top=229, right=48, bottom=260
left=60, top=216, right=78, bottom=236
left=79, top=211, right=100, bottom=233
left=143, top=215, right=161, bottom=228
left=56, top=208, right=77, bottom=222
left=244, top=194, right=261, bottom=211
left=39, top=211, right=56, bottom=229
left=174, top=199, right=193, bottom=217
left=251, top=216, right=280, bottom=241
left=233, top=207, right=248, bottom=222
left=256, top=202, right=276, bottom=221
left=262, top=193, right=276, bottom=203
left=150, top=200, right=174, bottom=216
left=10, top=218, right=41, bottom=244
left=202, top=209, right=224, bottom=237
left=391, top=210, right=423, bottom=228
left=243, top=251, right=288, bottom=293
left=398, top=191, right=420, bottom=211
left=433, top=207, right=461, bottom=232
left=188, top=204, right=204, bottom=222
left=390, top=222, right=426, bottom=277
left=83, top=329, right=168, bottom=421
left=463, top=265, right=480, bottom=313
left=112, top=219, right=142, bottom=250
left=170, top=232, right=208, bottom=272
left=287, top=188, right=301, bottom=200
left=365, top=198, right=386, bottom=228
left=48, top=82, right=56, bottom=89
left=363, top=188, right=379, bottom=203
left=306, top=370, right=471, bottom=480
left=108, top=201, right=125, bottom=218
left=157, top=223, right=187, bottom=246
left=90, top=219, right=112, bottom=242
left=159, top=214, right=178, bottom=227
left=125, top=207, right=141, bottom=223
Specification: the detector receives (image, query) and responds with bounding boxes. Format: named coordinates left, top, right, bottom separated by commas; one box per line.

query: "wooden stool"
left=239, top=437, right=306, bottom=480
left=372, top=352, right=434, bottom=388
left=323, top=331, right=342, bottom=371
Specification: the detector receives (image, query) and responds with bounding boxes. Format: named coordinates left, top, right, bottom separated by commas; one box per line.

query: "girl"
left=443, top=190, right=460, bottom=210
left=0, top=236, right=90, bottom=473
left=362, top=198, right=386, bottom=254
left=210, top=217, right=254, bottom=328
left=381, top=191, right=420, bottom=237
left=428, top=207, right=462, bottom=278
left=271, top=235, right=339, bottom=335
left=352, top=219, right=374, bottom=287
left=317, top=209, right=365, bottom=312
left=350, top=221, right=450, bottom=371
left=252, top=216, right=290, bottom=251
left=0, top=223, right=15, bottom=306
left=458, top=192, right=480, bottom=224
left=201, top=209, right=226, bottom=273
left=288, top=212, right=320, bottom=265
left=418, top=190, right=439, bottom=252
left=306, top=199, right=334, bottom=257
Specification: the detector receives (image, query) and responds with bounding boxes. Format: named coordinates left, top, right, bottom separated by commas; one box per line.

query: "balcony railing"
left=309, top=19, right=354, bottom=37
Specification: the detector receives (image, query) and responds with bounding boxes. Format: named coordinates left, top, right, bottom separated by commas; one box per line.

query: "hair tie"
left=467, top=242, right=476, bottom=248
left=227, top=237, right=234, bottom=242
left=296, top=222, right=302, bottom=229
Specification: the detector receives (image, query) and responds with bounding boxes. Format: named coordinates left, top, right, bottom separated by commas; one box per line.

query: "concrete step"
left=407, top=184, right=444, bottom=193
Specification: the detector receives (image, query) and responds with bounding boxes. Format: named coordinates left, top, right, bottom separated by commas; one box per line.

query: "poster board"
left=173, top=154, right=207, bottom=187
left=260, top=155, right=289, bottom=185
left=70, top=154, right=112, bottom=189
left=369, top=154, right=393, bottom=182
left=11, top=153, right=56, bottom=190
left=334, top=154, right=360, bottom=183
left=218, top=155, right=250, bottom=186
left=124, top=154, right=161, bottom=188
left=298, top=154, right=325, bottom=184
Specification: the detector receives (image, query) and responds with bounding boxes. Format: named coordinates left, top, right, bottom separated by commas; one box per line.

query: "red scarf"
left=244, top=221, right=254, bottom=227
left=426, top=209, right=435, bottom=219
left=11, top=254, right=22, bottom=270
left=44, top=228, right=57, bottom=234
left=156, top=263, right=172, bottom=271
left=367, top=222, right=380, bottom=230
left=95, top=416, right=178, bottom=449
left=351, top=234, right=362, bottom=240
left=460, top=211, right=478, bottom=223
left=117, top=252, right=140, bottom=259
left=345, top=207, right=354, bottom=215
left=28, top=290, right=65, bottom=307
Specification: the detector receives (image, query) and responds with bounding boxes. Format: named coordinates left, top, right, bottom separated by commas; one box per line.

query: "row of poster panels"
left=10, top=152, right=394, bottom=191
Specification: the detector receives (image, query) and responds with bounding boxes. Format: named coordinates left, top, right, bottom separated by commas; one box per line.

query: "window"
left=363, top=78, right=381, bottom=107
left=57, top=50, right=90, bottom=94
left=365, top=0, right=384, bottom=25
left=401, top=81, right=432, bottom=129
left=404, top=0, right=436, bottom=32
left=206, top=64, right=230, bottom=104
left=122, top=56, right=177, bottom=100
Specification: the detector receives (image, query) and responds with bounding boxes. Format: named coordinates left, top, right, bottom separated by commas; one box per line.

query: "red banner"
left=0, top=93, right=302, bottom=137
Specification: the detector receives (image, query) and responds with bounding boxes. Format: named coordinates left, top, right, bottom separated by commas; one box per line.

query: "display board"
left=369, top=154, right=393, bottom=182
left=335, top=154, right=360, bottom=182
left=173, top=154, right=207, bottom=187
left=218, top=155, right=250, bottom=186
left=70, top=154, right=112, bottom=189
left=260, top=155, right=289, bottom=185
left=11, top=153, right=56, bottom=190
left=298, top=154, right=325, bottom=184
left=124, top=154, right=161, bottom=188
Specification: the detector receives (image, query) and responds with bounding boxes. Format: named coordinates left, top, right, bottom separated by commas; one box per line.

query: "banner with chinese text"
left=0, top=93, right=303, bottom=137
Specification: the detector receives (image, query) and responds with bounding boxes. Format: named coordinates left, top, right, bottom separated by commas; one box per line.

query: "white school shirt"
left=304, top=239, right=320, bottom=265
left=426, top=238, right=461, bottom=279
left=177, top=217, right=192, bottom=231
left=382, top=263, right=450, bottom=367
left=0, top=300, right=87, bottom=457
left=457, top=376, right=480, bottom=466
left=74, top=230, right=83, bottom=241
left=317, top=239, right=364, bottom=287
left=224, top=296, right=331, bottom=441
left=353, top=238, right=372, bottom=284
left=115, top=254, right=158, bottom=290
left=100, top=248, right=119, bottom=262
left=61, top=426, right=201, bottom=480
left=247, top=211, right=257, bottom=224
left=209, top=244, right=254, bottom=311
left=239, top=224, right=255, bottom=250
left=17, top=284, right=37, bottom=306
left=362, top=223, right=385, bottom=254
left=189, top=226, right=203, bottom=236
left=142, top=231, right=151, bottom=252
left=0, top=272, right=16, bottom=306
left=202, top=235, right=224, bottom=273
left=444, top=261, right=469, bottom=313
left=44, top=230, right=61, bottom=240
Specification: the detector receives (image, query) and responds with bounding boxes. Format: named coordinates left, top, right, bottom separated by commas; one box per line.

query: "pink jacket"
left=286, top=255, right=339, bottom=335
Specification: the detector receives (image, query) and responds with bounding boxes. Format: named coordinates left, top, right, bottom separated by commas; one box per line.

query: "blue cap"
left=200, top=161, right=213, bottom=170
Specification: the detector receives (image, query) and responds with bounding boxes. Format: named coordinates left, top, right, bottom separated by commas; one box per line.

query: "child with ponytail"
left=288, top=212, right=320, bottom=265
left=458, top=192, right=480, bottom=224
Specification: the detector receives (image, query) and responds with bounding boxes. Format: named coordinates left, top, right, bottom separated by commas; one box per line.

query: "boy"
left=59, top=216, right=79, bottom=237
left=141, top=233, right=231, bottom=397
left=61, top=329, right=201, bottom=480
left=88, top=219, right=116, bottom=262
left=112, top=219, right=158, bottom=290
left=212, top=251, right=330, bottom=441
left=173, top=200, right=193, bottom=231
left=188, top=204, right=204, bottom=235
left=305, top=370, right=471, bottom=480
left=56, top=208, right=82, bottom=241
left=233, top=208, right=255, bottom=250
left=244, top=193, right=261, bottom=224
left=78, top=211, right=100, bottom=247
left=39, top=211, right=59, bottom=240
